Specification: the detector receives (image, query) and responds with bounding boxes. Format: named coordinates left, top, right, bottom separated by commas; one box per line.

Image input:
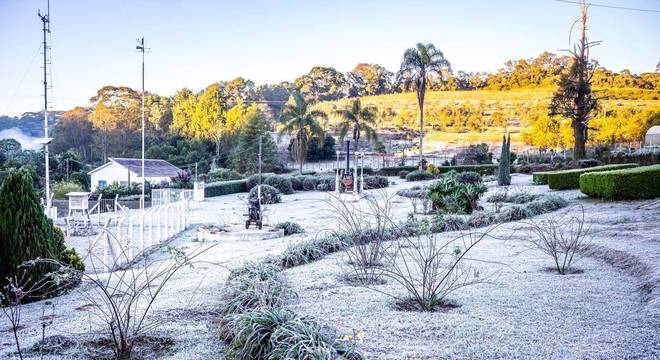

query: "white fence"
left=85, top=196, right=189, bottom=272
left=151, top=188, right=194, bottom=206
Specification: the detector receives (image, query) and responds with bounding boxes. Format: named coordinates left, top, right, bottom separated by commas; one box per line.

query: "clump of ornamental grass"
left=467, top=211, right=495, bottom=228
left=275, top=221, right=305, bottom=236
left=495, top=204, right=532, bottom=223
left=280, top=241, right=327, bottom=268
left=431, top=214, right=469, bottom=232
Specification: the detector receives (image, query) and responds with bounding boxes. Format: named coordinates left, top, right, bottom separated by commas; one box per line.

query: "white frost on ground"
left=1, top=174, right=658, bottom=359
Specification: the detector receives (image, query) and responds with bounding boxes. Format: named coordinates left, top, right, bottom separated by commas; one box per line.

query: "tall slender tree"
left=397, top=43, right=451, bottom=169
left=548, top=0, right=600, bottom=159
left=278, top=93, right=327, bottom=174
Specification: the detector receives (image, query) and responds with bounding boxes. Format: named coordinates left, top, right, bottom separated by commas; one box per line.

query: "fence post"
left=157, top=205, right=162, bottom=243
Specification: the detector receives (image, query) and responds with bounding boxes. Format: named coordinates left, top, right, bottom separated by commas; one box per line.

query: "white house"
left=89, top=158, right=183, bottom=192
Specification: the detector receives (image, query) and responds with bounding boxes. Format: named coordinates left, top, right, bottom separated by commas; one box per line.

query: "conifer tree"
left=0, top=169, right=60, bottom=292
left=498, top=134, right=511, bottom=186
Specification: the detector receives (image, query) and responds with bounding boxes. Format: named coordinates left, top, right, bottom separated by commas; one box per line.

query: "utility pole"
left=38, top=2, right=52, bottom=216
left=136, top=37, right=148, bottom=210
left=258, top=135, right=262, bottom=204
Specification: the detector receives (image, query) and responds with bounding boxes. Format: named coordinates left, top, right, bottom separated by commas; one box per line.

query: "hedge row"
left=379, top=164, right=497, bottom=177
left=546, top=163, right=639, bottom=190
left=204, top=179, right=247, bottom=197
left=579, top=164, right=660, bottom=200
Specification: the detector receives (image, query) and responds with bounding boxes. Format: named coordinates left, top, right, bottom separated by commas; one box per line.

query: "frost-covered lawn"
left=1, top=174, right=658, bottom=359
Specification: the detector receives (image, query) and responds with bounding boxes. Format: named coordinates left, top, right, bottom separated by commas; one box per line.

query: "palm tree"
left=334, top=98, right=378, bottom=171
left=279, top=93, right=327, bottom=174
left=397, top=43, right=451, bottom=170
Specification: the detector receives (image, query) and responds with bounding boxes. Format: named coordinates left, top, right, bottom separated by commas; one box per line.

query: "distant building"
left=89, top=158, right=183, bottom=191
left=645, top=126, right=660, bottom=147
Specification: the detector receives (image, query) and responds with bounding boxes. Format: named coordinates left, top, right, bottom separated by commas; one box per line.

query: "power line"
left=554, top=0, right=660, bottom=13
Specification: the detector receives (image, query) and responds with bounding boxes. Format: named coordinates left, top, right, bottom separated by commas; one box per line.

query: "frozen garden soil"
left=1, top=174, right=659, bottom=359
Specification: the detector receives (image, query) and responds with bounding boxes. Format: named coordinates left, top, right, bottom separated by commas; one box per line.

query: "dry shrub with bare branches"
left=327, top=191, right=498, bottom=311
left=21, top=241, right=215, bottom=359
left=522, top=205, right=591, bottom=275
left=326, top=191, right=398, bottom=284
left=382, top=226, right=499, bottom=311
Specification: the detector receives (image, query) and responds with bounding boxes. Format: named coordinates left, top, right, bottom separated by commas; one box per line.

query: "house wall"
left=90, top=163, right=171, bottom=191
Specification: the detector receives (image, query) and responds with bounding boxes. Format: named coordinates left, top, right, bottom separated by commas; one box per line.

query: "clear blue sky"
left=1, top=0, right=658, bottom=116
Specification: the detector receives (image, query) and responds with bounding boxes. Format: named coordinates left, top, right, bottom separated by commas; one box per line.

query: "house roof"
left=89, top=158, right=183, bottom=177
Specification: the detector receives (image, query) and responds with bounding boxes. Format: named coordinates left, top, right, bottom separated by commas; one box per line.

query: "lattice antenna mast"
left=136, top=37, right=149, bottom=210
left=38, top=1, right=52, bottom=212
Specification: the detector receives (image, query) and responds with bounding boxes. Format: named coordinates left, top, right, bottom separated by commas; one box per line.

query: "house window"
left=98, top=180, right=107, bottom=189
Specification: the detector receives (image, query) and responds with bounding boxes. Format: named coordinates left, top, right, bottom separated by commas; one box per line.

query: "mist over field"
left=0, top=127, right=40, bottom=150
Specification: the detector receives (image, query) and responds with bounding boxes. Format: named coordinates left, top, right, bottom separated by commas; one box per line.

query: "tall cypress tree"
left=0, top=169, right=60, bottom=292
left=498, top=134, right=511, bottom=186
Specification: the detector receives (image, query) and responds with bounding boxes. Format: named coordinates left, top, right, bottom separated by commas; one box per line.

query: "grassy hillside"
left=313, top=87, right=660, bottom=152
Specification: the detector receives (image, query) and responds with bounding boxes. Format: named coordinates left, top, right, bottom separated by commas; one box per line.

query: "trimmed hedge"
left=532, top=171, right=552, bottom=185
left=579, top=164, right=660, bottom=200
left=205, top=179, right=247, bottom=197
left=380, top=164, right=497, bottom=177
left=546, top=163, right=638, bottom=190
left=379, top=166, right=418, bottom=176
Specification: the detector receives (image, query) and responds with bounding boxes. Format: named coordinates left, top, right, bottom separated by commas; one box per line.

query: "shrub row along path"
left=1, top=175, right=658, bottom=359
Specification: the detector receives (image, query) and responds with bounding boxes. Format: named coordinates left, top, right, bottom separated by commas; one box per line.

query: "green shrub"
left=495, top=205, right=532, bottom=222
left=52, top=181, right=84, bottom=200
left=406, top=170, right=435, bottom=181
left=380, top=164, right=497, bottom=176
left=455, top=171, right=482, bottom=184
left=379, top=166, right=418, bottom=176
left=265, top=175, right=294, bottom=195
left=207, top=168, right=242, bottom=182
left=428, top=171, right=487, bottom=214
left=316, top=183, right=329, bottom=191
left=509, top=192, right=538, bottom=204
left=546, top=163, right=639, bottom=190
left=249, top=184, right=282, bottom=204
left=398, top=170, right=410, bottom=179
left=0, top=170, right=62, bottom=298
left=485, top=191, right=507, bottom=203
left=301, top=175, right=319, bottom=191
left=532, top=171, right=552, bottom=185
left=101, top=182, right=140, bottom=198
left=362, top=175, right=389, bottom=189
left=467, top=211, right=495, bottom=227
left=205, top=179, right=247, bottom=197
left=311, top=233, right=351, bottom=253
left=289, top=175, right=304, bottom=191
left=275, top=221, right=304, bottom=236
left=246, top=173, right=275, bottom=191
left=579, top=164, right=660, bottom=200
left=431, top=214, right=468, bottom=232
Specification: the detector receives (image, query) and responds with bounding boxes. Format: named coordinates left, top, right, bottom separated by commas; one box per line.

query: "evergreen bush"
left=0, top=170, right=61, bottom=297
left=579, top=164, right=660, bottom=199
left=405, top=170, right=435, bottom=181
left=248, top=184, right=282, bottom=204
left=204, top=180, right=247, bottom=197
left=546, top=163, right=638, bottom=190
